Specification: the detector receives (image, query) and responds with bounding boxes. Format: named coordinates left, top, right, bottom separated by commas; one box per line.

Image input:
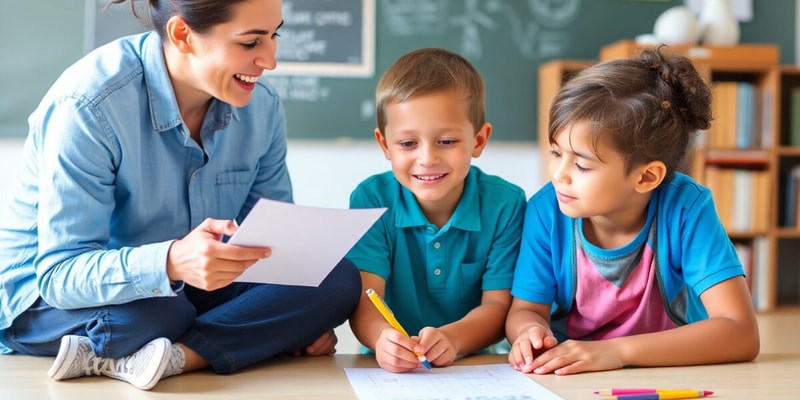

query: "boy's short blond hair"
left=375, top=48, right=486, bottom=135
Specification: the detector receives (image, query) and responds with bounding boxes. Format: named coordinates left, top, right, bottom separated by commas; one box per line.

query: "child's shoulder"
left=657, top=173, right=712, bottom=205
left=469, top=166, right=525, bottom=198
left=351, top=171, right=402, bottom=204
left=356, top=170, right=397, bottom=188
left=529, top=181, right=557, bottom=205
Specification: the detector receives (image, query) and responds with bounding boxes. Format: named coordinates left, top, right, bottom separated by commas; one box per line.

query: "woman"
left=0, top=0, right=360, bottom=391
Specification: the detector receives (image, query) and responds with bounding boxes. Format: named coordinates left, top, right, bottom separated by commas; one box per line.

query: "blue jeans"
left=2, top=259, right=361, bottom=374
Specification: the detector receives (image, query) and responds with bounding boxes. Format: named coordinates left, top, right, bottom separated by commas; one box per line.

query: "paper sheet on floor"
left=344, top=363, right=564, bottom=400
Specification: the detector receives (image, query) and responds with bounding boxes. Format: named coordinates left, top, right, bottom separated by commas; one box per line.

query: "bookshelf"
left=774, top=66, right=800, bottom=309
left=538, top=40, right=800, bottom=311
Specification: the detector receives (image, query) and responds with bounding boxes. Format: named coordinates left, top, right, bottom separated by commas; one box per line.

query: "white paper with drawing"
left=229, top=198, right=385, bottom=286
left=344, top=364, right=564, bottom=400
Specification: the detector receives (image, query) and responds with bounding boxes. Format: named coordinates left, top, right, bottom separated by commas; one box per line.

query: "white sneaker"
left=48, top=335, right=172, bottom=390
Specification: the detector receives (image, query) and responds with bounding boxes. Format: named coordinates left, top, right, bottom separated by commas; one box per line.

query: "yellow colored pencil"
left=365, top=288, right=432, bottom=369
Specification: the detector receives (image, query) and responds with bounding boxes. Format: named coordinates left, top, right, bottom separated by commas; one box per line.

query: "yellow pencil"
left=365, top=288, right=432, bottom=369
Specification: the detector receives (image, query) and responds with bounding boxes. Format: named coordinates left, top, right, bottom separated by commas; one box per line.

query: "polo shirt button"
left=152, top=289, right=161, bottom=295
left=433, top=242, right=441, bottom=249
left=433, top=268, right=442, bottom=276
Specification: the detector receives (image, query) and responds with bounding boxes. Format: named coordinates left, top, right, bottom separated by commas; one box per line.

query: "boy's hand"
left=525, top=339, right=624, bottom=375
left=167, top=218, right=271, bottom=291
left=508, top=323, right=558, bottom=373
left=375, top=327, right=427, bottom=372
left=417, top=326, right=457, bottom=367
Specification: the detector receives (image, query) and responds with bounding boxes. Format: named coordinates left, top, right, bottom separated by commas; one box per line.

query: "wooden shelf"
left=600, top=40, right=779, bottom=72
left=775, top=228, right=800, bottom=238
left=704, top=149, right=771, bottom=167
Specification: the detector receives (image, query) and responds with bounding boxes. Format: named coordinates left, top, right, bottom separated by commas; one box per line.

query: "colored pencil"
left=594, top=389, right=714, bottom=396
left=599, top=390, right=714, bottom=400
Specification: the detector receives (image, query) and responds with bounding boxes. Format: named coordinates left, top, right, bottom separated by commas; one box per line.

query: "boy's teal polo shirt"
left=347, top=166, right=526, bottom=335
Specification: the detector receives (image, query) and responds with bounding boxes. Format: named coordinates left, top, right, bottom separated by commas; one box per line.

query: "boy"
left=347, top=48, right=526, bottom=372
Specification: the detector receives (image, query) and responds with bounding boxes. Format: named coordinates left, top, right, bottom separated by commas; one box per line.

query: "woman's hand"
left=167, top=218, right=271, bottom=291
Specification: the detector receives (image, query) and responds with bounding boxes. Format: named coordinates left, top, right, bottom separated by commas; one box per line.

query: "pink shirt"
left=566, top=237, right=677, bottom=340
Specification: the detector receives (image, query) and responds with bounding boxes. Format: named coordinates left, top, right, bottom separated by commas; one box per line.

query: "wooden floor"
left=1, top=310, right=798, bottom=399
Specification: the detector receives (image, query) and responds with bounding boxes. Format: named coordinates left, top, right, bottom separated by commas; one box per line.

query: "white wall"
left=0, top=138, right=542, bottom=353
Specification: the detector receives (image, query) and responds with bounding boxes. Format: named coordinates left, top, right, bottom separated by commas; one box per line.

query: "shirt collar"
left=394, top=166, right=482, bottom=232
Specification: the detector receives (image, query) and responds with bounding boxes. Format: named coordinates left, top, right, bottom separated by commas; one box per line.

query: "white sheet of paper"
left=344, top=364, right=565, bottom=400
left=229, top=198, right=385, bottom=286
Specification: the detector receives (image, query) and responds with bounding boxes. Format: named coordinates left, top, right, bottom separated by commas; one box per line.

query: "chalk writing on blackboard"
left=268, top=77, right=331, bottom=102
left=529, top=0, right=581, bottom=27
left=385, top=0, right=580, bottom=61
left=383, top=0, right=448, bottom=36
left=273, top=0, right=375, bottom=77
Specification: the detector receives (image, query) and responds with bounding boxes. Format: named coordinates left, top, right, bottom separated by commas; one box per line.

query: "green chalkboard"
left=1, top=0, right=796, bottom=141
left=271, top=0, right=796, bottom=141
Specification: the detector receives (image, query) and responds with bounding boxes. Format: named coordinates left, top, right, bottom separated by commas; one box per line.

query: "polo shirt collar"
left=394, top=167, right=482, bottom=232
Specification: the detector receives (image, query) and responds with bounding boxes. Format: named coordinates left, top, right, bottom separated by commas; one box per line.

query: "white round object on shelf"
left=699, top=0, right=740, bottom=45
left=653, top=6, right=700, bottom=45
left=635, top=33, right=660, bottom=46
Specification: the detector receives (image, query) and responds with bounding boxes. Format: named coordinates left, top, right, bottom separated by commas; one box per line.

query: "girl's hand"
left=508, top=324, right=558, bottom=373
left=527, top=339, right=624, bottom=375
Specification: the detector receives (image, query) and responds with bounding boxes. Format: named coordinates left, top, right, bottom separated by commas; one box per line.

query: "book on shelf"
left=790, top=87, right=800, bottom=147
left=710, top=81, right=738, bottom=149
left=705, top=166, right=732, bottom=229
left=733, top=241, right=753, bottom=291
left=705, top=166, right=769, bottom=232
left=735, top=82, right=757, bottom=148
left=782, top=165, right=800, bottom=228
left=752, top=237, right=769, bottom=311
left=734, top=237, right=769, bottom=311
left=709, top=81, right=762, bottom=149
left=732, top=170, right=750, bottom=231
left=759, top=86, right=773, bottom=148
left=750, top=171, right=770, bottom=232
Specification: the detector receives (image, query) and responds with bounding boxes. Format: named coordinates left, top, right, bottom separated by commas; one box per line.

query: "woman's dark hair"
left=548, top=46, right=712, bottom=182
left=109, top=0, right=250, bottom=38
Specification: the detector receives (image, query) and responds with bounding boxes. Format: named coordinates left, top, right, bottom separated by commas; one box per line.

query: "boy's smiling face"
left=375, top=91, right=490, bottom=224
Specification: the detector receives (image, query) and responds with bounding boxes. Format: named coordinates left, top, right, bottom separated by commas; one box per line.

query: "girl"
left=506, top=46, right=760, bottom=375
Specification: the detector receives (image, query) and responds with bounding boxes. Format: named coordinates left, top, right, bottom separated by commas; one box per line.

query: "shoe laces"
left=84, top=356, right=113, bottom=377
left=84, top=352, right=142, bottom=377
